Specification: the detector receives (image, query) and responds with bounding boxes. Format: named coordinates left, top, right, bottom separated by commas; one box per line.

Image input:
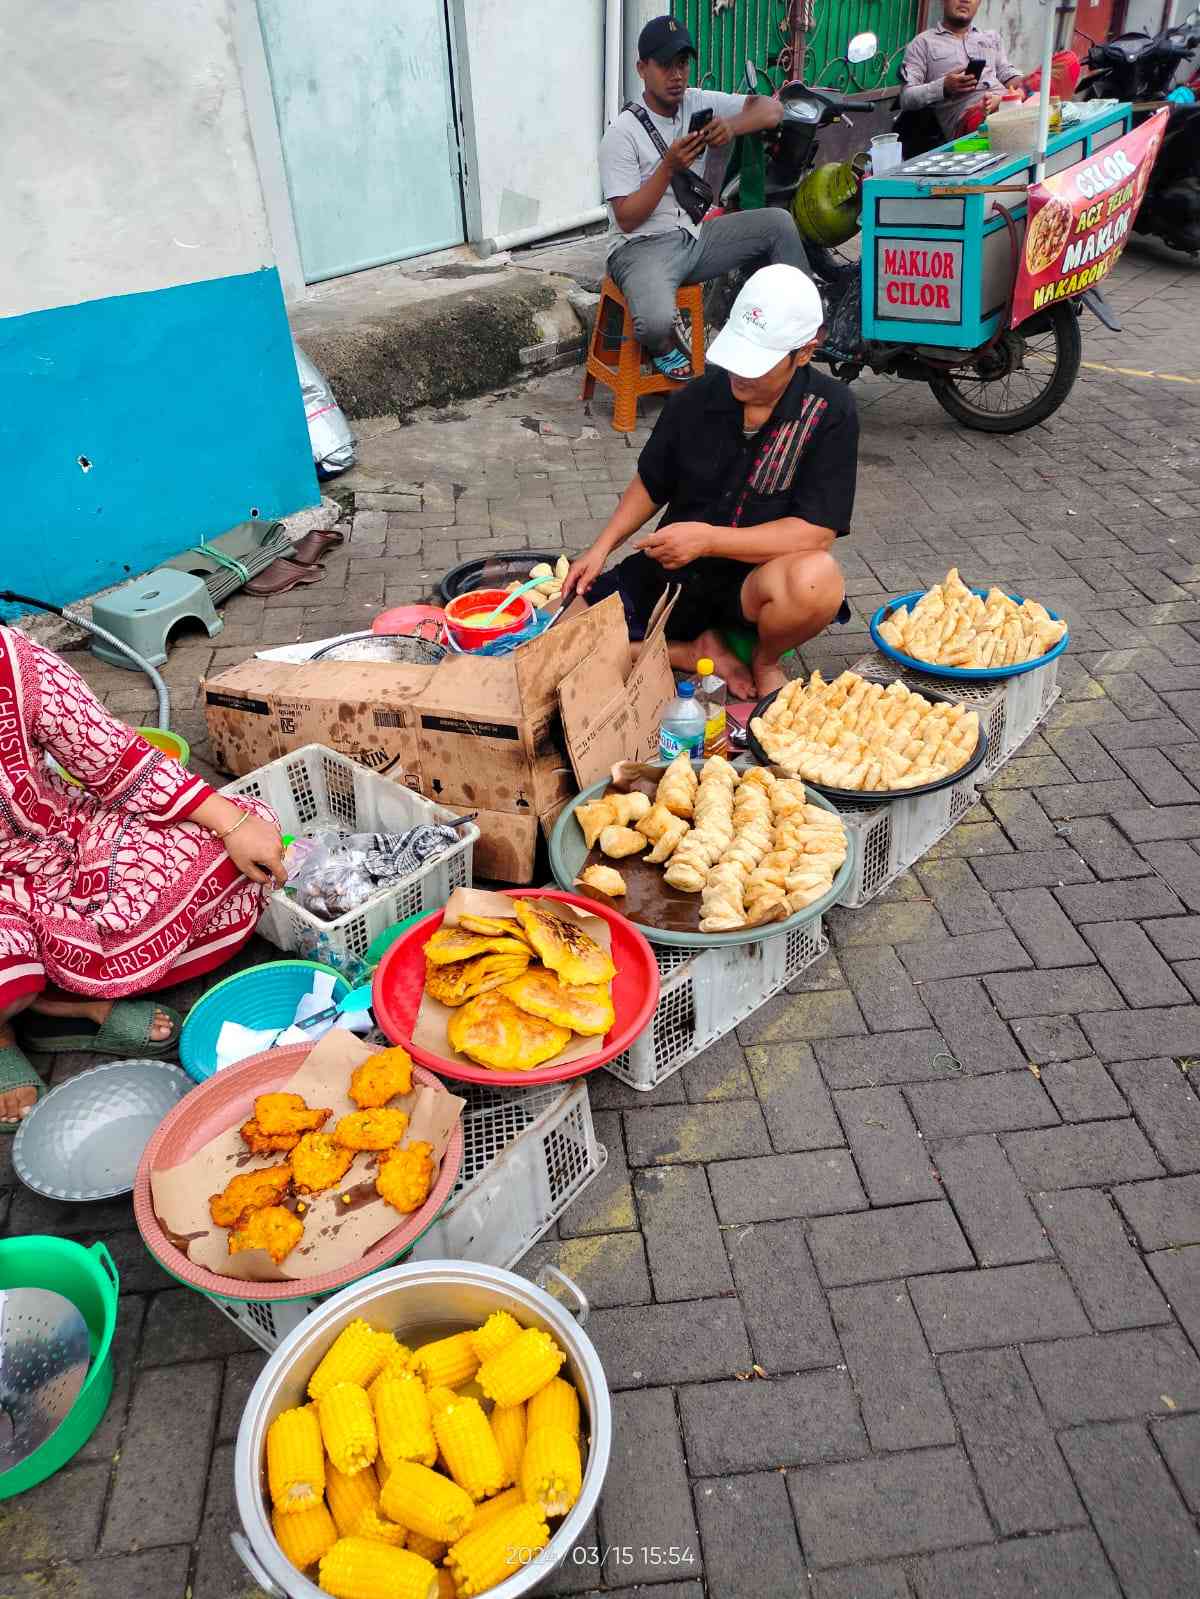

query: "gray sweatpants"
left=608, top=209, right=809, bottom=354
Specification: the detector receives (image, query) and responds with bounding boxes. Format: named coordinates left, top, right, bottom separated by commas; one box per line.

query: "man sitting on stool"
left=598, top=13, right=810, bottom=382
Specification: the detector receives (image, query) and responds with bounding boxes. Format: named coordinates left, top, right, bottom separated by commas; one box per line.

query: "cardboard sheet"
left=150, top=1031, right=465, bottom=1283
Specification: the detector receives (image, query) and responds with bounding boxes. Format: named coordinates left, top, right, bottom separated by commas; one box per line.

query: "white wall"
left=3, top=0, right=273, bottom=318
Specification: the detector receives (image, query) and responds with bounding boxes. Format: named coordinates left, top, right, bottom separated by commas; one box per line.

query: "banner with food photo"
left=1011, top=107, right=1168, bottom=326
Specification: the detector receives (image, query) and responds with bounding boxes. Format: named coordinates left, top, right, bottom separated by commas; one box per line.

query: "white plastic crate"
left=834, top=770, right=980, bottom=907
left=606, top=916, right=828, bottom=1091
left=221, top=745, right=478, bottom=971
left=211, top=1078, right=604, bottom=1351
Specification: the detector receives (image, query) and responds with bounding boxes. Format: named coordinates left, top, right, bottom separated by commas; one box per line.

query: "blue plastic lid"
left=678, top=681, right=695, bottom=697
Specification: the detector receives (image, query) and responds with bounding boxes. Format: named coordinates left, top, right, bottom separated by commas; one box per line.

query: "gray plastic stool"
left=90, top=569, right=224, bottom=670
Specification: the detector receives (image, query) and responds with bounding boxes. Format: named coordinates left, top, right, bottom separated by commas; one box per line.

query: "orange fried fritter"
left=253, top=1092, right=331, bottom=1138
left=290, top=1132, right=356, bottom=1194
left=240, top=1119, right=300, bottom=1155
left=333, top=1108, right=409, bottom=1152
left=376, top=1141, right=436, bottom=1214
left=349, top=1046, right=414, bottom=1109
left=209, top=1164, right=293, bottom=1228
left=228, top=1205, right=304, bottom=1264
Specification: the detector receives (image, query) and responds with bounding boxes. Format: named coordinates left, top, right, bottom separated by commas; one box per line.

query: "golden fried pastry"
left=334, top=1108, right=410, bottom=1152
left=208, top=1163, right=292, bottom=1228
left=252, top=1092, right=331, bottom=1138
left=664, top=756, right=739, bottom=893
left=376, top=1141, right=436, bottom=1213
left=290, top=1132, right=356, bottom=1194
left=656, top=752, right=699, bottom=818
left=638, top=803, right=691, bottom=864
left=424, top=927, right=531, bottom=966
left=598, top=825, right=647, bottom=859
left=876, top=567, right=1066, bottom=669
left=513, top=899, right=616, bottom=988
left=458, top=913, right=534, bottom=949
left=228, top=1205, right=304, bottom=1264
left=447, top=990, right=572, bottom=1071
left=502, top=967, right=615, bottom=1037
left=575, top=792, right=652, bottom=850
left=349, top=1045, right=414, bottom=1108
left=575, top=864, right=627, bottom=897
left=240, top=1119, right=301, bottom=1155
left=425, top=950, right=530, bottom=1007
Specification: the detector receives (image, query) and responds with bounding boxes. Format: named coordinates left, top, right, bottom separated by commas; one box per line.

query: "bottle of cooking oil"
left=693, top=657, right=729, bottom=758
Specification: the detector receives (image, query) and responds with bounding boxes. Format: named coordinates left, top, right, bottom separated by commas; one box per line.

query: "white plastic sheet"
left=294, top=343, right=356, bottom=477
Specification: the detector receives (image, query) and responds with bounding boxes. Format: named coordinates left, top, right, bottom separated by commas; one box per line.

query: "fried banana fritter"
left=227, top=1205, right=304, bottom=1265
left=333, top=1107, right=410, bottom=1152
left=240, top=1119, right=301, bottom=1155
left=252, top=1092, right=331, bottom=1138
left=290, top=1132, right=356, bottom=1194
left=501, top=967, right=615, bottom=1037
left=349, top=1046, right=414, bottom=1109
left=457, top=913, right=534, bottom=948
left=446, top=989, right=571, bottom=1071
left=423, top=927, right=531, bottom=966
left=512, top=900, right=616, bottom=988
left=208, top=1163, right=293, bottom=1228
left=376, top=1141, right=436, bottom=1213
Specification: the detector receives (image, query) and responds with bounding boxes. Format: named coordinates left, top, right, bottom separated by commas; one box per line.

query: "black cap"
left=638, top=14, right=696, bottom=65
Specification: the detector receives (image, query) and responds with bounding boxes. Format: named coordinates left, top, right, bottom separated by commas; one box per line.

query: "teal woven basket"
left=179, top=960, right=350, bottom=1083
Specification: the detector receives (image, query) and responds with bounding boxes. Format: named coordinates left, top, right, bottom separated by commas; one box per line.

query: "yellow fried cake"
left=447, top=990, right=572, bottom=1071
left=424, top=950, right=530, bottom=1007
left=228, top=1205, right=304, bottom=1264
left=290, top=1132, right=356, bottom=1194
left=376, top=1141, right=436, bottom=1213
left=252, top=1092, right=332, bottom=1138
left=512, top=900, right=616, bottom=988
left=424, top=927, right=531, bottom=966
left=209, top=1164, right=293, bottom=1228
left=333, top=1108, right=410, bottom=1152
left=457, top=913, right=534, bottom=948
left=349, top=1046, right=414, bottom=1108
left=501, top=968, right=614, bottom=1037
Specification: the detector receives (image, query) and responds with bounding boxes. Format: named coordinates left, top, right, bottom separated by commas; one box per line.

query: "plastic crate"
left=210, top=1078, right=604, bottom=1351
left=221, top=745, right=478, bottom=972
left=606, top=916, right=829, bottom=1092
left=835, top=770, right=980, bottom=907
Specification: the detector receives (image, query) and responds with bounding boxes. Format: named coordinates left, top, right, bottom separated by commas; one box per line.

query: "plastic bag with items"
left=285, top=827, right=461, bottom=921
left=295, top=343, right=356, bottom=478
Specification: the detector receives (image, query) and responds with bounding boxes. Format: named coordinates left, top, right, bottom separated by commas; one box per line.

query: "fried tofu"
left=376, top=1141, right=436, bottom=1214
left=446, top=989, right=571, bottom=1072
left=228, top=1205, right=304, bottom=1265
left=240, top=1119, right=301, bottom=1156
left=252, top=1092, right=331, bottom=1138
left=333, top=1108, right=410, bottom=1152
left=290, top=1132, right=355, bottom=1194
left=349, top=1046, right=414, bottom=1109
left=209, top=1163, right=293, bottom=1228
left=512, top=899, right=616, bottom=988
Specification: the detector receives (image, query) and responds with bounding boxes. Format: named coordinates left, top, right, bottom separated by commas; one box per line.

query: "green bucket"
left=0, top=1238, right=119, bottom=1498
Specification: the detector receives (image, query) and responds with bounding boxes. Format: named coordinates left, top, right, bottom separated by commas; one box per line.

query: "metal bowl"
left=233, top=1261, right=611, bottom=1599
left=14, top=1061, right=191, bottom=1202
left=310, top=632, right=445, bottom=665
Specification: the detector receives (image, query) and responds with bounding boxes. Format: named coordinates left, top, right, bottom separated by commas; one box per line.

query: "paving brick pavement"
left=6, top=245, right=1200, bottom=1595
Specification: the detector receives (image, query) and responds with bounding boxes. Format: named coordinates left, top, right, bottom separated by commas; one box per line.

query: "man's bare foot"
left=751, top=646, right=788, bottom=698
left=0, top=1020, right=38, bottom=1123
left=28, top=994, right=175, bottom=1043
left=690, top=631, right=756, bottom=700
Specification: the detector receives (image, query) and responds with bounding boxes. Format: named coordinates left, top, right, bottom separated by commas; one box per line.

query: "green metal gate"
left=672, top=0, right=922, bottom=94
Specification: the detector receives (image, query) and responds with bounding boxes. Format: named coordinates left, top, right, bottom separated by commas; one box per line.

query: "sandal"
left=20, top=999, right=183, bottom=1057
left=244, top=558, right=329, bottom=597
left=289, top=528, right=345, bottom=566
left=0, top=1045, right=45, bottom=1134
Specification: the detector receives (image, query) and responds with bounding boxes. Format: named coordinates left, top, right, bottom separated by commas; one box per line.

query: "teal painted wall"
left=0, top=267, right=318, bottom=613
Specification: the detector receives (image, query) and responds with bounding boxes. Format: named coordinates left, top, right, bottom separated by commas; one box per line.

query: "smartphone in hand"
left=966, top=57, right=985, bottom=81
left=688, top=107, right=715, bottom=135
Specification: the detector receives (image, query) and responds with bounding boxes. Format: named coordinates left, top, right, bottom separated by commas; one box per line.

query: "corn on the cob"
left=319, top=1382, right=378, bottom=1476
left=466, top=1485, right=524, bottom=1535
left=325, top=1462, right=380, bottom=1538
left=521, top=1425, right=582, bottom=1517
left=527, top=1377, right=580, bottom=1440
left=447, top=1503, right=550, bottom=1597
left=318, top=1536, right=438, bottom=1599
left=469, top=1310, right=522, bottom=1364
left=410, top=1332, right=480, bottom=1391
left=353, top=1508, right=407, bottom=1547
left=435, top=1569, right=456, bottom=1599
left=477, top=1328, right=564, bottom=1407
left=373, top=1371, right=437, bottom=1468
left=489, top=1404, right=526, bottom=1487
left=404, top=1530, right=447, bottom=1564
left=431, top=1390, right=507, bottom=1501
left=308, top=1320, right=392, bottom=1401
left=374, top=1336, right=413, bottom=1380
left=380, top=1460, right=475, bottom=1543
left=267, top=1404, right=326, bottom=1514
left=272, top=1501, right=337, bottom=1569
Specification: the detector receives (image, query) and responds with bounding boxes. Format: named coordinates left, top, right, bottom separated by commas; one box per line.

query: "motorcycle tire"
left=928, top=302, right=1082, bottom=434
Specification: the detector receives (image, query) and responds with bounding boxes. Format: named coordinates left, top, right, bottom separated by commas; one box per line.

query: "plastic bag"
left=294, top=343, right=356, bottom=478
left=286, top=827, right=461, bottom=921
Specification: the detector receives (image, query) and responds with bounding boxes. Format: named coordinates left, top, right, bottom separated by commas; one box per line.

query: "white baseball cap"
left=706, top=264, right=825, bottom=380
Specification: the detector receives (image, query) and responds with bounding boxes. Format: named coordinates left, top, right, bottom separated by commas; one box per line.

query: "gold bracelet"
left=217, top=810, right=250, bottom=841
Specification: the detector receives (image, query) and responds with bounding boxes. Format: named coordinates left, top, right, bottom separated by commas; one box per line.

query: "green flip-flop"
left=20, top=998, right=183, bottom=1057
left=0, top=1045, right=45, bottom=1134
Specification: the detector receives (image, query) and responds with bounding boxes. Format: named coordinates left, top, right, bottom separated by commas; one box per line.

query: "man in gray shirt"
left=598, top=14, right=809, bottom=380
left=901, top=0, right=1024, bottom=143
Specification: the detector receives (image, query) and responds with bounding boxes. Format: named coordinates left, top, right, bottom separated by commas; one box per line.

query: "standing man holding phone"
left=900, top=0, right=1025, bottom=142
left=599, top=14, right=810, bottom=381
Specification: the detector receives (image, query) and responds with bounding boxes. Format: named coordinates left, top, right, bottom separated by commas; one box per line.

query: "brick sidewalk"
left=3, top=243, right=1200, bottom=1597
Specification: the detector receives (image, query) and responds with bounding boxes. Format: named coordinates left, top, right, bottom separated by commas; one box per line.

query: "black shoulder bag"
left=626, top=102, right=713, bottom=226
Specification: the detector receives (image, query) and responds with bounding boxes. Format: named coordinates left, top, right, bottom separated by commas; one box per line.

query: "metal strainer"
left=0, top=1288, right=90, bottom=1470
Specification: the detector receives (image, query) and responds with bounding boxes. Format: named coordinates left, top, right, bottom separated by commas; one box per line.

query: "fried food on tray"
left=350, top=1046, right=414, bottom=1109
left=575, top=792, right=652, bottom=849
left=457, top=913, right=533, bottom=949
left=637, top=802, right=691, bottom=863
left=501, top=968, right=615, bottom=1037
left=228, top=1204, right=304, bottom=1264
left=424, top=950, right=530, bottom=1008
left=656, top=752, right=699, bottom=818
left=424, top=926, right=531, bottom=966
left=209, top=1163, right=293, bottom=1227
left=876, top=567, right=1067, bottom=670
left=575, top=864, right=626, bottom=897
left=291, top=1132, right=356, bottom=1194
left=240, top=1118, right=302, bottom=1155
left=376, top=1140, right=436, bottom=1213
left=512, top=899, right=616, bottom=989
left=253, top=1092, right=332, bottom=1138
left=334, top=1108, right=410, bottom=1152
left=447, top=990, right=572, bottom=1072
left=598, top=824, right=646, bottom=859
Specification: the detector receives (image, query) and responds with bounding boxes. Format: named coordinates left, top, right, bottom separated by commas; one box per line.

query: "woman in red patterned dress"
left=0, top=625, right=285, bottom=1127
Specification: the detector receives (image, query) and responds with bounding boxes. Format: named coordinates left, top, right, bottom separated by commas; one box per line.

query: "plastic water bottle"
left=693, top=656, right=729, bottom=758
left=659, top=681, right=707, bottom=762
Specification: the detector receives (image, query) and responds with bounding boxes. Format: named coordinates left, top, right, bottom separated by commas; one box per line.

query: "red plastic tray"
left=372, top=889, right=660, bottom=1086
left=132, top=1044, right=463, bottom=1302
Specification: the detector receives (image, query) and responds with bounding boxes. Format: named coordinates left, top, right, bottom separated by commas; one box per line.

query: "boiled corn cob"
left=325, top=1462, right=380, bottom=1538
left=319, top=1382, right=378, bottom=1476
left=374, top=1336, right=413, bottom=1380
left=489, top=1403, right=526, bottom=1487
left=521, top=1424, right=582, bottom=1516
left=447, top=1502, right=550, bottom=1598
left=469, top=1310, right=522, bottom=1364
left=373, top=1371, right=437, bottom=1468
left=353, top=1508, right=407, bottom=1547
left=405, top=1530, right=448, bottom=1564
left=527, top=1377, right=579, bottom=1440
left=380, top=1460, right=475, bottom=1543
left=317, top=1536, right=437, bottom=1599
left=477, top=1328, right=564, bottom=1407
left=267, top=1404, right=325, bottom=1514
left=466, top=1485, right=523, bottom=1535
left=271, top=1501, right=337, bottom=1569
left=308, top=1320, right=391, bottom=1401
left=410, top=1331, right=480, bottom=1391
left=430, top=1390, right=507, bottom=1501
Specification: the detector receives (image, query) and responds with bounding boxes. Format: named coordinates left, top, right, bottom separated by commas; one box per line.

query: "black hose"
left=0, top=590, right=66, bottom=616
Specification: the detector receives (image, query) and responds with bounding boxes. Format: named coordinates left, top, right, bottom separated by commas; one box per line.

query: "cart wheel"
left=928, top=303, right=1082, bottom=434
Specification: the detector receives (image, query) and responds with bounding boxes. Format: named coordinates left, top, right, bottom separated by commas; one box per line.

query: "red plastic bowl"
left=132, top=1045, right=463, bottom=1302
left=444, top=588, right=532, bottom=649
left=372, top=889, right=661, bottom=1086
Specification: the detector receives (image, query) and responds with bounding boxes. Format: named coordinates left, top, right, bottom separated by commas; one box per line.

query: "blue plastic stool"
left=90, top=569, right=223, bottom=670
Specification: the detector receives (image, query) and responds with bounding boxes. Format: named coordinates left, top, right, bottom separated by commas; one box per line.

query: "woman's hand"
left=562, top=546, right=607, bottom=600
left=222, top=813, right=287, bottom=887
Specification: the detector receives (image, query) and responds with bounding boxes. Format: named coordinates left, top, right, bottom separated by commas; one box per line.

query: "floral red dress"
left=0, top=625, right=271, bottom=1010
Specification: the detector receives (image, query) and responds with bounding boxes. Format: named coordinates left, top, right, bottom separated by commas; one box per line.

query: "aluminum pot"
left=233, top=1260, right=611, bottom=1598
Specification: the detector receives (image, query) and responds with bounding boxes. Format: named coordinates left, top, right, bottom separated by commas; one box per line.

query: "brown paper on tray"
left=413, top=887, right=614, bottom=1070
left=150, top=1030, right=465, bottom=1284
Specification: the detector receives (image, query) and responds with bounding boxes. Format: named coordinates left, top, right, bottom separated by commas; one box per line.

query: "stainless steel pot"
left=233, top=1261, right=610, bottom=1599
